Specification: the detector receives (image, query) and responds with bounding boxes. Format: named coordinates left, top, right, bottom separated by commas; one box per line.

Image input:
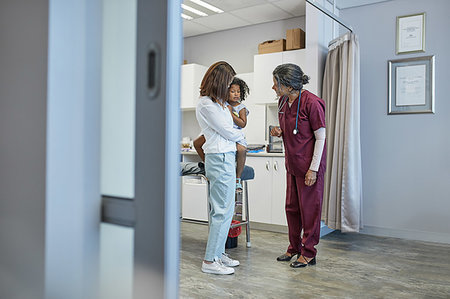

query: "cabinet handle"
left=274, top=161, right=278, bottom=171
left=265, top=161, right=270, bottom=171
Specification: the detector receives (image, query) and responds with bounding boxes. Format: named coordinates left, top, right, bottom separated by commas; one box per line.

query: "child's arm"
left=229, top=107, right=247, bottom=128
left=193, top=135, right=206, bottom=162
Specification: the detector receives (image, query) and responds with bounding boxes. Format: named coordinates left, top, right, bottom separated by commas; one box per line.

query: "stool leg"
left=244, top=180, right=251, bottom=248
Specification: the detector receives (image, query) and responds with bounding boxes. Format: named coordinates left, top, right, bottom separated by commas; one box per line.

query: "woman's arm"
left=305, top=127, right=326, bottom=186
left=199, top=105, right=246, bottom=145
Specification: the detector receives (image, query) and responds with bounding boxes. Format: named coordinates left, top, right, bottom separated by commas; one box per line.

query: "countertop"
left=181, top=149, right=285, bottom=157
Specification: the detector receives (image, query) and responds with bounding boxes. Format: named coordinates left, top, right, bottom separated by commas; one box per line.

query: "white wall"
left=341, top=0, right=450, bottom=243
left=101, top=0, right=137, bottom=198
left=0, top=0, right=102, bottom=298
left=184, top=16, right=306, bottom=73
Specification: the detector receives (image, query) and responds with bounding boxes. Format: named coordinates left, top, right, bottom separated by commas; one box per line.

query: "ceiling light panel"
left=181, top=4, right=208, bottom=17
left=190, top=0, right=224, bottom=13
left=181, top=13, right=194, bottom=20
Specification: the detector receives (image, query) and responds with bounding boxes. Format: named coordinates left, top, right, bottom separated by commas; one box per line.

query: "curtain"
left=321, top=32, right=362, bottom=233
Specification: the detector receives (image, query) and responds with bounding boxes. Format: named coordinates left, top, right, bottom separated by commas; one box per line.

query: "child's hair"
left=230, top=77, right=250, bottom=102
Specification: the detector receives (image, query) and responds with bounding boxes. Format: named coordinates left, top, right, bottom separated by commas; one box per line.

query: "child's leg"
left=193, top=135, right=206, bottom=162
left=235, top=143, right=247, bottom=190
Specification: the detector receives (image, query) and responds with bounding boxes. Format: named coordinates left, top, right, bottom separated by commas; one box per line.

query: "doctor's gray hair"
left=272, top=63, right=309, bottom=92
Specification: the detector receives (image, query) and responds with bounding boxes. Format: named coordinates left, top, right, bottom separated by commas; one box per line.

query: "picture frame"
left=396, top=12, right=425, bottom=54
left=388, top=55, right=434, bottom=115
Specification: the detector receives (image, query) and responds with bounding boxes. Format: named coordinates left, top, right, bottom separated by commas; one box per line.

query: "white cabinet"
left=181, top=175, right=208, bottom=221
left=253, top=49, right=309, bottom=104
left=235, top=72, right=266, bottom=144
left=270, top=157, right=287, bottom=226
left=253, top=52, right=282, bottom=104
left=246, top=156, right=287, bottom=226
left=181, top=63, right=207, bottom=110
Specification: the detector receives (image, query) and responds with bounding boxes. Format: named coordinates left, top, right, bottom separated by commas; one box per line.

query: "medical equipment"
left=293, top=95, right=301, bottom=135
left=278, top=94, right=302, bottom=135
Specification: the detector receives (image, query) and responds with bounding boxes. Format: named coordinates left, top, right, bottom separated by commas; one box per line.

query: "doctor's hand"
left=270, top=126, right=282, bottom=137
left=305, top=170, right=317, bottom=186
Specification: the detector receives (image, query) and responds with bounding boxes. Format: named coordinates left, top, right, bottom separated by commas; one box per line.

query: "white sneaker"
left=201, top=258, right=234, bottom=275
left=221, top=253, right=240, bottom=267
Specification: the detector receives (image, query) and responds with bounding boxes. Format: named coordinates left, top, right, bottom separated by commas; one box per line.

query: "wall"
left=0, top=1, right=48, bottom=297
left=101, top=0, right=137, bottom=198
left=184, top=16, right=305, bottom=73
left=45, top=0, right=102, bottom=298
left=0, top=0, right=102, bottom=298
left=341, top=0, right=450, bottom=243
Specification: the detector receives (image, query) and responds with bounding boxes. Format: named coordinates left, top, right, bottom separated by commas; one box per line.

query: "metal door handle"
left=265, top=161, right=270, bottom=171
left=274, top=161, right=278, bottom=171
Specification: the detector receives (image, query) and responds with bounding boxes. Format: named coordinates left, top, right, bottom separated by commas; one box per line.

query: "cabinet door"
left=245, top=156, right=272, bottom=224
left=237, top=72, right=266, bottom=144
left=253, top=52, right=282, bottom=104
left=181, top=64, right=206, bottom=109
left=271, top=157, right=287, bottom=226
left=283, top=49, right=318, bottom=95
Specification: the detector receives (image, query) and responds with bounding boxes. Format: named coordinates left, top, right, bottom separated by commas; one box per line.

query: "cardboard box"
left=258, top=39, right=286, bottom=54
left=286, top=28, right=305, bottom=50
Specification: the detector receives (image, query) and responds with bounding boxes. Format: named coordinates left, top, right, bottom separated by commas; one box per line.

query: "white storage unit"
left=245, top=155, right=287, bottom=226
left=181, top=175, right=208, bottom=222
left=235, top=72, right=266, bottom=144
left=181, top=63, right=207, bottom=110
left=252, top=48, right=315, bottom=104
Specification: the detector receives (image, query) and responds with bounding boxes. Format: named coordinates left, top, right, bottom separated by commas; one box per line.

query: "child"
left=193, top=77, right=250, bottom=192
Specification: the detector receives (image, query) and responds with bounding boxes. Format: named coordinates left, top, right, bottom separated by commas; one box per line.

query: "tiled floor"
left=180, top=222, right=450, bottom=299
left=99, top=222, right=450, bottom=298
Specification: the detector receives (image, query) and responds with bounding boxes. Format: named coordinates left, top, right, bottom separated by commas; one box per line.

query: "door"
left=133, top=0, right=182, bottom=298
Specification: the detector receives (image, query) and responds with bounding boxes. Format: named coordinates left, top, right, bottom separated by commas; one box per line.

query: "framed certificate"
left=396, top=13, right=425, bottom=54
left=388, top=56, right=434, bottom=115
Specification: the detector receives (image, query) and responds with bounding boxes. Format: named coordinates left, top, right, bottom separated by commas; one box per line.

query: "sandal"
left=290, top=255, right=316, bottom=268
left=276, top=253, right=297, bottom=262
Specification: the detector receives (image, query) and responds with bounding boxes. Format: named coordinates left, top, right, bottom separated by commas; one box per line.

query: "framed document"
left=388, top=56, right=434, bottom=114
left=396, top=13, right=425, bottom=54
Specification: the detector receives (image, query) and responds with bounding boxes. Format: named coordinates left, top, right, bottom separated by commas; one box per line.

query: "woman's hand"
left=270, top=126, right=282, bottom=137
left=305, top=169, right=317, bottom=186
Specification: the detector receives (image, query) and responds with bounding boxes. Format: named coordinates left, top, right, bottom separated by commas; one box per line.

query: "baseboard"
left=181, top=219, right=335, bottom=238
left=360, top=225, right=450, bottom=245
left=249, top=221, right=334, bottom=238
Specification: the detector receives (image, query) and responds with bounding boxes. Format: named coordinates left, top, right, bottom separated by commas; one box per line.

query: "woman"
left=196, top=61, right=246, bottom=275
left=270, top=63, right=326, bottom=268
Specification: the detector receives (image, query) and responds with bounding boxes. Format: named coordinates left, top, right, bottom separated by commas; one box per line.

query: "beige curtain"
left=322, top=32, right=362, bottom=232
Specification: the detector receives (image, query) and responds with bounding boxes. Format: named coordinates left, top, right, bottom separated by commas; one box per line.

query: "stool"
left=206, top=165, right=254, bottom=248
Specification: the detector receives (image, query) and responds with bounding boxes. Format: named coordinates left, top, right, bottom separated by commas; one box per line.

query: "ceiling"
left=182, top=0, right=390, bottom=38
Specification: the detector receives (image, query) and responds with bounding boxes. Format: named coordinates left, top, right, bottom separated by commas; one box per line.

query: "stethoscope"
left=278, top=94, right=301, bottom=135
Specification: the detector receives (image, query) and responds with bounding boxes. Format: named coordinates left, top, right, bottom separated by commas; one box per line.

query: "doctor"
left=270, top=63, right=326, bottom=268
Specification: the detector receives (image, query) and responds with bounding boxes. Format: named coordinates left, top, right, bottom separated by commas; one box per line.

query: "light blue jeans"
left=204, top=152, right=236, bottom=261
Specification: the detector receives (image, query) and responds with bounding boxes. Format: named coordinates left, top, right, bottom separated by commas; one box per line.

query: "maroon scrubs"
left=278, top=90, right=326, bottom=258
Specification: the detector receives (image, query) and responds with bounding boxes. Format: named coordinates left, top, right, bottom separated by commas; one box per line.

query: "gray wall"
left=184, top=16, right=305, bottom=73
left=0, top=0, right=102, bottom=298
left=341, top=0, right=450, bottom=243
left=0, top=1, right=48, bottom=298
